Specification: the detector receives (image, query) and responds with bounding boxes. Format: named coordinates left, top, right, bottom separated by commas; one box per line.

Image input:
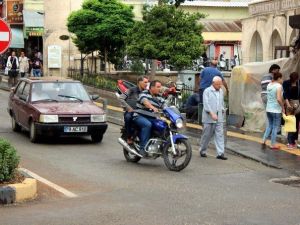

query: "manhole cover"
left=270, top=177, right=300, bottom=188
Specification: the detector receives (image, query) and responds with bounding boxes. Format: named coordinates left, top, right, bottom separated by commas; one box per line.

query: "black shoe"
left=200, top=153, right=207, bottom=158
left=216, top=154, right=227, bottom=160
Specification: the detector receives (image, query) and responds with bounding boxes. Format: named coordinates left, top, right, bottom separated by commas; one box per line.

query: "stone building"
left=241, top=0, right=300, bottom=64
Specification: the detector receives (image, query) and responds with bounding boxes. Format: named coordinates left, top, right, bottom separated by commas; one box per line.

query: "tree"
left=126, top=4, right=205, bottom=77
left=67, top=0, right=134, bottom=74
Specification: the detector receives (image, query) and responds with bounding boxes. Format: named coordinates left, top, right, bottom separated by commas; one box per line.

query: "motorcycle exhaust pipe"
left=118, top=138, right=143, bottom=158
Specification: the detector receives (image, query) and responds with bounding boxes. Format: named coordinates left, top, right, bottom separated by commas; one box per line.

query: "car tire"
left=29, top=122, right=39, bottom=143
left=91, top=133, right=103, bottom=143
left=11, top=115, right=21, bottom=132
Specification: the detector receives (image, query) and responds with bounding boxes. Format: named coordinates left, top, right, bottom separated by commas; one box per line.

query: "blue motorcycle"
left=118, top=107, right=192, bottom=171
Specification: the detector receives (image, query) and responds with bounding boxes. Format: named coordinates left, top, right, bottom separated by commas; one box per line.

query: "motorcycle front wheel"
left=163, top=139, right=192, bottom=172
left=123, top=148, right=141, bottom=163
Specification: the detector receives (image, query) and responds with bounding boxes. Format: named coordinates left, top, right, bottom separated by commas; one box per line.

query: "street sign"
left=0, top=18, right=11, bottom=54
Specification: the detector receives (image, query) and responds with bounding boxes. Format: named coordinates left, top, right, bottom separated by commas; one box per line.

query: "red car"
left=7, top=77, right=108, bottom=143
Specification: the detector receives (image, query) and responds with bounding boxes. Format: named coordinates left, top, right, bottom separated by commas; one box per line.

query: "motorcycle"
left=118, top=106, right=192, bottom=172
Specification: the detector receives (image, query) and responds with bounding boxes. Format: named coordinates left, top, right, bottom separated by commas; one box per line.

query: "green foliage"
left=0, top=138, right=20, bottom=182
left=71, top=74, right=117, bottom=91
left=67, top=0, right=135, bottom=64
left=130, top=60, right=145, bottom=75
left=126, top=4, right=205, bottom=71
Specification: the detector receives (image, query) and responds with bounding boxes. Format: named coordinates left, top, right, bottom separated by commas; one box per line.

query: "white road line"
left=0, top=32, right=9, bottom=41
left=19, top=168, right=78, bottom=198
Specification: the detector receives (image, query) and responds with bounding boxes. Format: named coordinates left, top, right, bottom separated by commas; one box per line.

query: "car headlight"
left=39, top=115, right=58, bottom=123
left=175, top=118, right=184, bottom=129
left=91, top=114, right=106, bottom=122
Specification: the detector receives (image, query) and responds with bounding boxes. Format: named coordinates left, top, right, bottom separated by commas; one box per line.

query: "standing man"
left=6, top=51, right=19, bottom=87
left=199, top=59, right=228, bottom=103
left=19, top=51, right=29, bottom=78
left=260, top=64, right=281, bottom=106
left=31, top=52, right=43, bottom=77
left=119, top=76, right=149, bottom=144
left=199, top=76, right=227, bottom=160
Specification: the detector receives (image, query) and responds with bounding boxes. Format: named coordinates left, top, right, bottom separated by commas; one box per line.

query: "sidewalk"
left=1, top=76, right=300, bottom=175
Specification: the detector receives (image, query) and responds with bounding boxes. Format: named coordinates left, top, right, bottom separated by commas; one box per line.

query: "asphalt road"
left=0, top=89, right=300, bottom=225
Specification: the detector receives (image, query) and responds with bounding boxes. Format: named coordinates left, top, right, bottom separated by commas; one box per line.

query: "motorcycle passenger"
left=119, top=76, right=149, bottom=144
left=133, top=80, right=166, bottom=157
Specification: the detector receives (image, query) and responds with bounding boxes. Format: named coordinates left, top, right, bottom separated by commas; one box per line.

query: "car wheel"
left=29, top=122, right=39, bottom=143
left=11, top=115, right=21, bottom=132
left=91, top=133, right=103, bottom=143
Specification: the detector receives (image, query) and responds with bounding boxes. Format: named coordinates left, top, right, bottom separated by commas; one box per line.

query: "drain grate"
left=270, top=177, right=300, bottom=188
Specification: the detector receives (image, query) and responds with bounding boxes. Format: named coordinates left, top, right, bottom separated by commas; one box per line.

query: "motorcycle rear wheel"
left=123, top=148, right=141, bottom=163
left=163, top=139, right=192, bottom=172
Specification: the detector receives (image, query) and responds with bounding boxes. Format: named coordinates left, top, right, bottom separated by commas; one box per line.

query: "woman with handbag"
left=262, top=72, right=285, bottom=150
left=282, top=72, right=300, bottom=147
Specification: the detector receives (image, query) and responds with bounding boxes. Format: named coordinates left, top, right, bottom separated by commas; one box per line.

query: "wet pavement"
left=1, top=75, right=300, bottom=175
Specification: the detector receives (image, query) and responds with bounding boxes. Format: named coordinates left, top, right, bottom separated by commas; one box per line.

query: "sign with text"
left=249, top=0, right=300, bottom=16
left=48, top=45, right=62, bottom=69
left=6, top=0, right=23, bottom=24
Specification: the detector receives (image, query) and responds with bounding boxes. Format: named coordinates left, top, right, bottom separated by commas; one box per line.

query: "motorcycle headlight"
left=91, top=114, right=106, bottom=122
left=175, top=118, right=184, bottom=129
left=39, top=115, right=58, bottom=123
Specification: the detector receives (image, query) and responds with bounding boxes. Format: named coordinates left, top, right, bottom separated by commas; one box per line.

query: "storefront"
left=23, top=10, right=43, bottom=58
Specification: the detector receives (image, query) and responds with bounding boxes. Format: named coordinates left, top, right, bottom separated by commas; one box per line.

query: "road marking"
left=19, top=168, right=78, bottom=198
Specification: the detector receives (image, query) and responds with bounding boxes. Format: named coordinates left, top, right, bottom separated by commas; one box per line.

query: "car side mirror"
left=10, top=87, right=16, bottom=92
left=90, top=94, right=99, bottom=100
left=19, top=94, right=28, bottom=102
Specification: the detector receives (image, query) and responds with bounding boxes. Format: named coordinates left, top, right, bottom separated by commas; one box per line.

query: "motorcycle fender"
left=171, top=134, right=188, bottom=143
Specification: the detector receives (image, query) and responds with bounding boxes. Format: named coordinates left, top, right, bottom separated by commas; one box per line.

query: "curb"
left=0, top=178, right=37, bottom=204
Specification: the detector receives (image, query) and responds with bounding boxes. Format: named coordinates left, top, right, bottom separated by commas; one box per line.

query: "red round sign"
left=0, top=18, right=11, bottom=54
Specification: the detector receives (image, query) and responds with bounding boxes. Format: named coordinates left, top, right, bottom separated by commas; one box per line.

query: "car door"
left=18, top=82, right=31, bottom=129
left=11, top=81, right=26, bottom=123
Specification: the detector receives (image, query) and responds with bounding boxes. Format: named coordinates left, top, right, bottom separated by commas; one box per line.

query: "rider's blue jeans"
left=133, top=115, right=156, bottom=153
left=124, top=111, right=134, bottom=138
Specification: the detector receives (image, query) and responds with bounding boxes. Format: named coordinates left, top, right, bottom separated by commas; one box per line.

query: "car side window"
left=23, top=83, right=30, bottom=99
left=16, top=81, right=26, bottom=97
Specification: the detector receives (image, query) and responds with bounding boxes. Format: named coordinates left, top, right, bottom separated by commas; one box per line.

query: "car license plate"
left=64, top=126, right=88, bottom=133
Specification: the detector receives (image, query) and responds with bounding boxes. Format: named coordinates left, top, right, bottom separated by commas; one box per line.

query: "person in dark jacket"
left=185, top=93, right=200, bottom=121
left=282, top=72, right=300, bottom=147
left=119, top=76, right=149, bottom=144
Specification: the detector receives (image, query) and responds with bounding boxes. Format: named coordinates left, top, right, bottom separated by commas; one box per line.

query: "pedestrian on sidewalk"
left=262, top=72, right=285, bottom=150
left=282, top=72, right=300, bottom=148
left=199, top=76, right=227, bottom=160
left=6, top=51, right=19, bottom=87
left=31, top=52, right=43, bottom=77
left=19, top=51, right=29, bottom=78
left=198, top=59, right=228, bottom=103
left=282, top=108, right=297, bottom=149
left=260, top=64, right=281, bottom=107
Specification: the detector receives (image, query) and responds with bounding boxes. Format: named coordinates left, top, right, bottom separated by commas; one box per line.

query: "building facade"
left=43, top=0, right=251, bottom=76
left=242, top=0, right=300, bottom=63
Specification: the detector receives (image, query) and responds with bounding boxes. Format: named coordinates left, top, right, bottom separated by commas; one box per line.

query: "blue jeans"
left=133, top=115, right=156, bottom=153
left=33, top=69, right=41, bottom=77
left=124, top=112, right=134, bottom=138
left=263, top=112, right=282, bottom=145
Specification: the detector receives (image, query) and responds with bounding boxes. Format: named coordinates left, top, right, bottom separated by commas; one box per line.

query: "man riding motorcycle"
left=119, top=76, right=149, bottom=144
left=133, top=80, right=166, bottom=157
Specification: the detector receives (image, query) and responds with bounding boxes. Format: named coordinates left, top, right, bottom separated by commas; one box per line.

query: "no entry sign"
left=0, top=18, right=11, bottom=54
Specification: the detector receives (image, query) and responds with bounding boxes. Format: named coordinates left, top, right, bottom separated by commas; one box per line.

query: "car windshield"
left=31, top=82, right=91, bottom=102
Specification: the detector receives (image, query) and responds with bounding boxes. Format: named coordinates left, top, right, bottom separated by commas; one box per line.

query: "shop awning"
left=200, top=20, right=242, bottom=32
left=202, top=32, right=242, bottom=41
left=23, top=10, right=44, bottom=38
left=10, top=28, right=24, bottom=49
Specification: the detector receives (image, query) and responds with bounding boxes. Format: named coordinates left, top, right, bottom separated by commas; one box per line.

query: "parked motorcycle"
left=118, top=106, right=192, bottom=172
